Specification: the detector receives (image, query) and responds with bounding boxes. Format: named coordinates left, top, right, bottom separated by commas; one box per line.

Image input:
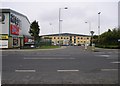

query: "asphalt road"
left=1, top=46, right=119, bottom=84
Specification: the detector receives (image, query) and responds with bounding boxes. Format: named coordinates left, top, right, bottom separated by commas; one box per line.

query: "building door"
left=20, top=37, right=23, bottom=48
left=13, top=37, right=19, bottom=48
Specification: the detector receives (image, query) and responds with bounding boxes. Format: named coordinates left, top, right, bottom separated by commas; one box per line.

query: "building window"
left=87, top=37, right=89, bottom=39
left=61, top=37, right=63, bottom=39
left=67, top=37, right=69, bottom=39
left=58, top=37, right=59, bottom=39
left=54, top=37, right=56, bottom=39
left=78, top=37, right=80, bottom=39
left=81, top=37, right=83, bottom=39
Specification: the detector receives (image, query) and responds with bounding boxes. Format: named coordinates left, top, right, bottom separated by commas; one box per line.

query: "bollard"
left=85, top=43, right=87, bottom=50
left=92, top=44, right=95, bottom=51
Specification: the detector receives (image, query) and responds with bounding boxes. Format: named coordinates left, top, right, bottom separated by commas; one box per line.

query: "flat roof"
left=0, top=9, right=30, bottom=24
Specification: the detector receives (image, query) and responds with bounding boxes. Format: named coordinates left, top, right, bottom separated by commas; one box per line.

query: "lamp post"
left=59, top=7, right=68, bottom=47
left=85, top=21, right=91, bottom=35
left=98, top=12, right=101, bottom=36
left=98, top=12, right=101, bottom=44
left=90, top=31, right=95, bottom=51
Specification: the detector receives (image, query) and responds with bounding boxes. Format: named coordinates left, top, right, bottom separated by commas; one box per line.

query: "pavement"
left=0, top=46, right=67, bottom=51
left=1, top=46, right=119, bottom=84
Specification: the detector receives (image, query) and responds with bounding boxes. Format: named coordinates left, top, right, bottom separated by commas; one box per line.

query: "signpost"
left=90, top=31, right=95, bottom=51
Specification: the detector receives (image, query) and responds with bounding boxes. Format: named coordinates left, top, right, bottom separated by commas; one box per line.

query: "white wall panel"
left=0, top=13, right=9, bottom=34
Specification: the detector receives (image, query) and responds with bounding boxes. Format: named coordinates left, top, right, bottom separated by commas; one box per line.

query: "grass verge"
left=95, top=45, right=119, bottom=49
left=38, top=46, right=59, bottom=49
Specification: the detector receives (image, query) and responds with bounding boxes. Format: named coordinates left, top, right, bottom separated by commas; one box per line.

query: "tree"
left=96, top=28, right=120, bottom=48
left=93, top=35, right=98, bottom=45
left=29, top=20, right=40, bottom=47
left=92, top=27, right=120, bottom=48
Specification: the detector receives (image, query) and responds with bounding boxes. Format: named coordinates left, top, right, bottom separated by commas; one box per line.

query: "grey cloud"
left=1, top=1, right=118, bottom=35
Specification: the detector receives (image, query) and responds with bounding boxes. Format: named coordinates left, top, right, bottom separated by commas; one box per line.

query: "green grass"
left=95, top=45, right=119, bottom=49
left=22, top=45, right=60, bottom=49
left=39, top=45, right=59, bottom=49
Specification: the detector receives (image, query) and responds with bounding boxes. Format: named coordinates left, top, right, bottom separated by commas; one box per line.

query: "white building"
left=0, top=9, right=34, bottom=48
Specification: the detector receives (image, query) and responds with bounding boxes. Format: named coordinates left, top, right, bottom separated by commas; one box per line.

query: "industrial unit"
left=42, top=33, right=91, bottom=46
left=0, top=9, right=34, bottom=48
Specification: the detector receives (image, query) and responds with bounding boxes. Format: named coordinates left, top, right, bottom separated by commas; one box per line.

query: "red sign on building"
left=10, top=24, right=19, bottom=35
left=24, top=37, right=28, bottom=43
left=24, top=36, right=34, bottom=44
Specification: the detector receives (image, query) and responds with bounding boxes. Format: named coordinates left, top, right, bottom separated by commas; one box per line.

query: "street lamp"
left=98, top=12, right=101, bottom=44
left=59, top=7, right=68, bottom=46
left=85, top=21, right=91, bottom=35
left=98, top=12, right=101, bottom=36
left=90, top=30, right=95, bottom=51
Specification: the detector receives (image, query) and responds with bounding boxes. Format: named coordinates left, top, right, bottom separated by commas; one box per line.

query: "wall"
left=9, top=11, right=30, bottom=48
left=0, top=9, right=31, bottom=48
left=0, top=13, right=9, bottom=48
left=0, top=13, right=9, bottom=34
left=10, top=12, right=30, bottom=36
left=43, top=35, right=91, bottom=46
left=51, top=36, right=70, bottom=45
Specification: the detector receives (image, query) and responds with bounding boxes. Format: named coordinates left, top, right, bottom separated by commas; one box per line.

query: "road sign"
left=118, top=39, right=120, bottom=42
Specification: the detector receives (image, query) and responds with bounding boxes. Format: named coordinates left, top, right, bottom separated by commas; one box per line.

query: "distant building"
left=41, top=33, right=91, bottom=46
left=0, top=9, right=34, bottom=48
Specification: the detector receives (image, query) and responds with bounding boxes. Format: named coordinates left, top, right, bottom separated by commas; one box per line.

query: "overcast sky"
left=0, top=0, right=119, bottom=35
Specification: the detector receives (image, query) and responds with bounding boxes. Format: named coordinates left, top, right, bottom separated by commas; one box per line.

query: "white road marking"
left=24, top=58, right=75, bottom=60
left=57, top=70, right=79, bottom=72
left=15, top=70, right=36, bottom=72
left=97, top=55, right=110, bottom=57
left=111, top=61, right=120, bottom=64
left=24, top=55, right=70, bottom=57
left=101, top=69, right=118, bottom=71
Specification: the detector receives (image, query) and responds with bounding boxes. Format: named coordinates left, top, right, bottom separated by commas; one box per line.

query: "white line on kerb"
left=57, top=70, right=79, bottom=72
left=24, top=58, right=75, bottom=60
left=101, top=69, right=118, bottom=71
left=111, top=61, right=120, bottom=64
left=15, top=70, right=36, bottom=72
